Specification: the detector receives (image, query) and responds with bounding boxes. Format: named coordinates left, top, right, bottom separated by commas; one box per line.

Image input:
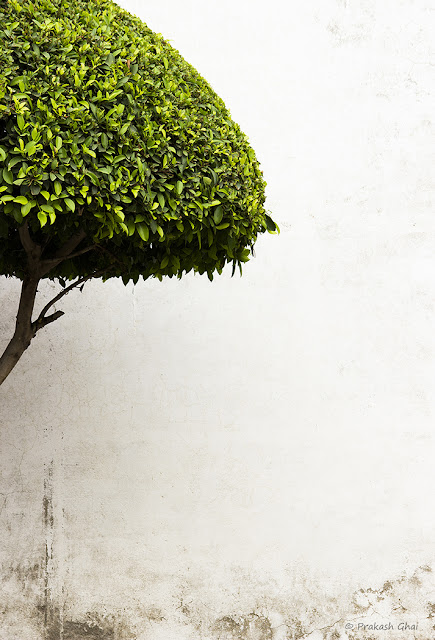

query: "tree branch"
left=34, top=266, right=115, bottom=328
left=40, top=244, right=97, bottom=275
left=50, top=229, right=87, bottom=260
left=32, top=310, right=65, bottom=334
left=96, top=244, right=125, bottom=267
left=57, top=245, right=97, bottom=261
left=18, top=221, right=41, bottom=266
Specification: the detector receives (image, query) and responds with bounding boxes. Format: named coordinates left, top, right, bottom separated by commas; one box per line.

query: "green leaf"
left=8, top=157, right=22, bottom=170
left=21, top=200, right=35, bottom=216
left=65, top=198, right=75, bottom=212
left=55, top=136, right=62, bottom=149
left=265, top=214, right=277, bottom=232
left=157, top=193, right=165, bottom=208
left=30, top=184, right=41, bottom=195
left=176, top=180, right=183, bottom=195
left=0, top=147, right=6, bottom=162
left=126, top=218, right=135, bottom=236
left=37, top=211, right=47, bottom=227
left=3, top=169, right=13, bottom=185
left=17, top=115, right=25, bottom=131
left=137, top=223, right=149, bottom=242
left=13, top=208, right=23, bottom=223
left=13, top=196, right=28, bottom=205
left=54, top=181, right=62, bottom=196
left=41, top=191, right=50, bottom=200
left=41, top=204, right=55, bottom=214
left=213, top=205, right=223, bottom=224
left=24, top=140, right=36, bottom=156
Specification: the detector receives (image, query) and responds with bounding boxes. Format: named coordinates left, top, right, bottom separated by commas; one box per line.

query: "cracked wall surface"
left=1, top=0, right=435, bottom=638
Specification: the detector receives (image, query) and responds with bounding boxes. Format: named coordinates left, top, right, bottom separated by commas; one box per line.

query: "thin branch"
left=40, top=244, right=97, bottom=275
left=32, top=310, right=65, bottom=334
left=50, top=229, right=87, bottom=260
left=57, top=245, right=97, bottom=261
left=34, top=266, right=115, bottom=326
left=96, top=244, right=125, bottom=267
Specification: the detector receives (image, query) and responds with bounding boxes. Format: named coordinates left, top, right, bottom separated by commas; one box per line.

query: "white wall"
left=1, top=0, right=435, bottom=638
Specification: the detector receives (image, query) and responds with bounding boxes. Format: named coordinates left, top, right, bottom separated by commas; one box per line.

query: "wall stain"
left=212, top=613, right=272, bottom=639
left=47, top=619, right=114, bottom=640
left=3, top=553, right=434, bottom=639
left=43, top=460, right=55, bottom=632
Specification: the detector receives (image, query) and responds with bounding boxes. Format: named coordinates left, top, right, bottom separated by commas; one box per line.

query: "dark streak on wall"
left=43, top=460, right=55, bottom=633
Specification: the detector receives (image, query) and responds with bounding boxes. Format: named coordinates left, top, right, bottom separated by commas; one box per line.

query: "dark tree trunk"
left=0, top=224, right=105, bottom=386
left=0, top=276, right=39, bottom=386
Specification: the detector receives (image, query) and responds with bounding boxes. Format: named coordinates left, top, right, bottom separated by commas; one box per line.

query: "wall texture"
left=1, top=0, right=435, bottom=638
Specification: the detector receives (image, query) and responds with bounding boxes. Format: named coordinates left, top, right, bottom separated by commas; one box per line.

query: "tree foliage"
left=0, top=0, right=277, bottom=286
left=0, top=0, right=278, bottom=385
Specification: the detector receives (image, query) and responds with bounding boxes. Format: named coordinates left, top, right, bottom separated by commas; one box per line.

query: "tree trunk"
left=0, top=276, right=39, bottom=386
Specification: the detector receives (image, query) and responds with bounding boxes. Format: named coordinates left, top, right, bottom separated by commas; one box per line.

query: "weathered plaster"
left=1, top=0, right=435, bottom=637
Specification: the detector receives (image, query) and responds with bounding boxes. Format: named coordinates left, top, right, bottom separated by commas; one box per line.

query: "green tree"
left=0, top=0, right=277, bottom=385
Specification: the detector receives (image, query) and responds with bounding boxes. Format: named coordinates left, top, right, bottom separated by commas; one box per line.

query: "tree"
left=0, top=0, right=278, bottom=386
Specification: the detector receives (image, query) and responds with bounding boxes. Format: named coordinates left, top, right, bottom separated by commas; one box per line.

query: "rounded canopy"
left=0, top=0, right=276, bottom=283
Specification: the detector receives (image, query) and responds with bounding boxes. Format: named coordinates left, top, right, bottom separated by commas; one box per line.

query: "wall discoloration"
left=36, top=564, right=434, bottom=639
left=43, top=461, right=56, bottom=631
left=1, top=544, right=435, bottom=639
left=46, top=619, right=115, bottom=640
left=212, top=613, right=272, bottom=639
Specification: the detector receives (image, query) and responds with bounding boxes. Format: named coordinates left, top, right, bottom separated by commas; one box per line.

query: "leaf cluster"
left=0, top=0, right=277, bottom=284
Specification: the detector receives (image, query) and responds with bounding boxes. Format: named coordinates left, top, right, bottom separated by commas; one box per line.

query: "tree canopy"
left=0, top=0, right=277, bottom=286
left=0, top=0, right=277, bottom=385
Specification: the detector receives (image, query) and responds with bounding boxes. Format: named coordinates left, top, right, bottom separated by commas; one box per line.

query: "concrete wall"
left=1, top=0, right=435, bottom=638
